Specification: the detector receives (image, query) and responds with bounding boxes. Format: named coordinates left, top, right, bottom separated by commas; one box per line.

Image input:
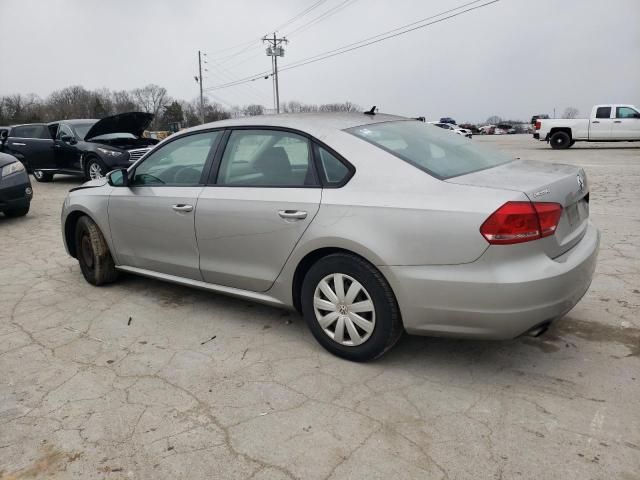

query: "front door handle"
left=278, top=210, right=307, bottom=220
left=10, top=142, right=26, bottom=146
left=172, top=204, right=193, bottom=212
left=613, top=120, right=622, bottom=123
left=591, top=121, right=600, bottom=124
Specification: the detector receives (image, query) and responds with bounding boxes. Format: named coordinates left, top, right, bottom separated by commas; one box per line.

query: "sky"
left=1, top=0, right=639, bottom=123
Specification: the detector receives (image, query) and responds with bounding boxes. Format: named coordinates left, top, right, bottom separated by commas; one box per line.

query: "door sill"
left=116, top=265, right=286, bottom=308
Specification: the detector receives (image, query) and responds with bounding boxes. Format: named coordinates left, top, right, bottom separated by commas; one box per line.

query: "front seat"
left=253, top=146, right=292, bottom=185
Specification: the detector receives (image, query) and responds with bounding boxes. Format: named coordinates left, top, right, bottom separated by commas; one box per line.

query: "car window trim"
left=128, top=128, right=224, bottom=188
left=206, top=125, right=354, bottom=189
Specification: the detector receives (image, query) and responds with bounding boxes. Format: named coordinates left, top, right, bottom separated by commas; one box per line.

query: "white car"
left=534, top=104, right=640, bottom=149
left=429, top=122, right=473, bottom=138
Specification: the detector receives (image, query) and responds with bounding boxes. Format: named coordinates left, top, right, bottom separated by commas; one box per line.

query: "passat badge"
left=533, top=189, right=550, bottom=198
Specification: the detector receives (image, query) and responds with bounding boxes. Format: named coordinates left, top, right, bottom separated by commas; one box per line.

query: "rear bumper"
left=381, top=221, right=600, bottom=339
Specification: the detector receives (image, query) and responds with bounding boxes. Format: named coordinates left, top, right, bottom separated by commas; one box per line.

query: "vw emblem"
left=577, top=173, right=585, bottom=192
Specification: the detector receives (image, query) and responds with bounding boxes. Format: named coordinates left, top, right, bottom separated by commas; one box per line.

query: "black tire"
left=75, top=216, right=118, bottom=286
left=550, top=131, right=571, bottom=149
left=33, top=170, right=53, bottom=182
left=84, top=156, right=107, bottom=181
left=2, top=203, right=30, bottom=217
left=301, top=253, right=403, bottom=362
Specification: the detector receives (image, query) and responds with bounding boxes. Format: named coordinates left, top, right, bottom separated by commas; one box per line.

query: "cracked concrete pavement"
left=1, top=135, right=639, bottom=479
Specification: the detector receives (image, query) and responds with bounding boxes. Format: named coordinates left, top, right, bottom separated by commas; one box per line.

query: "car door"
left=589, top=106, right=613, bottom=140
left=195, top=128, right=321, bottom=292
left=108, top=130, right=222, bottom=279
left=611, top=106, right=640, bottom=140
left=54, top=123, right=82, bottom=171
left=6, top=124, right=54, bottom=171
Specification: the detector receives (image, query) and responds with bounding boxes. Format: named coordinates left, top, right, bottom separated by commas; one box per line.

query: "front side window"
left=132, top=131, right=219, bottom=186
left=217, top=130, right=316, bottom=187
left=595, top=107, right=611, bottom=119
left=347, top=121, right=513, bottom=180
left=616, top=106, right=639, bottom=119
left=57, top=124, right=74, bottom=140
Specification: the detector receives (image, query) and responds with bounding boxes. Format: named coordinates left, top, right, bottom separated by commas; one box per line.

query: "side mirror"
left=0, top=130, right=7, bottom=144
left=107, top=168, right=129, bottom=187
left=60, top=135, right=77, bottom=145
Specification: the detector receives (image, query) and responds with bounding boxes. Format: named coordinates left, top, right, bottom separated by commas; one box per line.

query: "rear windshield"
left=346, top=120, right=513, bottom=179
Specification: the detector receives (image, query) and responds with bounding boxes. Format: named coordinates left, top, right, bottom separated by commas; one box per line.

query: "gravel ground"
left=1, top=135, right=639, bottom=479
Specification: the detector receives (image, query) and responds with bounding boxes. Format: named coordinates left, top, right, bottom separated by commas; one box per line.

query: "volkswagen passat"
left=61, top=113, right=599, bottom=361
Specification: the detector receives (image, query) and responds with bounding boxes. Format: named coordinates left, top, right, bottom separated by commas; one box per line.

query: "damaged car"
left=2, top=112, right=159, bottom=182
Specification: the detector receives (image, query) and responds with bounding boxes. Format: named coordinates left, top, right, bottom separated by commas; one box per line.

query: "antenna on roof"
left=364, top=106, right=377, bottom=115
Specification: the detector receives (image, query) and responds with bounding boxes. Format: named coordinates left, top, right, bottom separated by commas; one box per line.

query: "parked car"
left=430, top=122, right=473, bottom=138
left=439, top=117, right=456, bottom=125
left=61, top=112, right=599, bottom=361
left=478, top=125, right=495, bottom=135
left=531, top=114, right=549, bottom=125
left=0, top=151, right=32, bottom=217
left=534, top=104, right=640, bottom=149
left=0, top=112, right=158, bottom=182
left=496, top=124, right=516, bottom=134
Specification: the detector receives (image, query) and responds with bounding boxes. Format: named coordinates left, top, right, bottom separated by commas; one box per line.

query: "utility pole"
left=197, top=50, right=205, bottom=124
left=263, top=33, right=288, bottom=113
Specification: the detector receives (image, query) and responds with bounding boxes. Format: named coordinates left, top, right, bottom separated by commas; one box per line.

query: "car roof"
left=185, top=112, right=409, bottom=137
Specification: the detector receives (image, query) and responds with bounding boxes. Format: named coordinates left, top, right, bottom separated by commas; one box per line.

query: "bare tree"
left=562, top=107, right=579, bottom=119
left=244, top=104, right=264, bottom=116
left=112, top=90, right=139, bottom=114
left=486, top=115, right=502, bottom=125
left=132, top=84, right=169, bottom=129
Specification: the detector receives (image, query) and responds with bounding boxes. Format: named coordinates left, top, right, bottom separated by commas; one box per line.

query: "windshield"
left=71, top=122, right=97, bottom=139
left=346, top=120, right=513, bottom=179
left=89, top=133, right=137, bottom=140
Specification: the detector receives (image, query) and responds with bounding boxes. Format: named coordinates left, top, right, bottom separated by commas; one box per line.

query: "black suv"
left=0, top=112, right=159, bottom=182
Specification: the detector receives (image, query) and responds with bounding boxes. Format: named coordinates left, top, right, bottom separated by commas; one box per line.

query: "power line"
left=285, top=0, right=357, bottom=37
left=207, top=0, right=330, bottom=63
left=204, top=0, right=499, bottom=92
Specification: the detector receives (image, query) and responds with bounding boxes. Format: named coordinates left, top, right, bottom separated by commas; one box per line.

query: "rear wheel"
left=75, top=216, right=118, bottom=286
left=301, top=253, right=403, bottom=361
left=33, top=170, right=53, bottom=182
left=550, top=131, right=571, bottom=149
left=2, top=203, right=30, bottom=217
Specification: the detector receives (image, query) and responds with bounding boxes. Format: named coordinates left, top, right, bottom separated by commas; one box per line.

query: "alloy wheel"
left=88, top=162, right=104, bottom=180
left=313, top=273, right=376, bottom=346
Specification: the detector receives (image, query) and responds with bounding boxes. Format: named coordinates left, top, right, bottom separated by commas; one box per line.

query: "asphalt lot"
left=1, top=134, right=639, bottom=480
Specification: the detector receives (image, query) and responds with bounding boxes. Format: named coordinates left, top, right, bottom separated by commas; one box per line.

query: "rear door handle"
left=10, top=142, right=26, bottom=146
left=278, top=210, right=307, bottom=220
left=613, top=120, right=622, bottom=123
left=591, top=121, right=600, bottom=124
left=172, top=204, right=193, bottom=212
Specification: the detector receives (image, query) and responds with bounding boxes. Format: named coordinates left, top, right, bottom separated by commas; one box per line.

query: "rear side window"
left=595, top=107, right=611, bottom=119
left=346, top=121, right=512, bottom=180
left=217, top=130, right=317, bottom=187
left=11, top=125, right=50, bottom=139
left=316, top=146, right=351, bottom=185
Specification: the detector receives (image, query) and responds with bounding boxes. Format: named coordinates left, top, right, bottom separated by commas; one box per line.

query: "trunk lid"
left=84, top=112, right=153, bottom=140
left=447, top=159, right=589, bottom=257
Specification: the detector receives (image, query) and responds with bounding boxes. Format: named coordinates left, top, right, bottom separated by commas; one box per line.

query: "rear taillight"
left=535, top=120, right=541, bottom=130
left=480, top=201, right=562, bottom=245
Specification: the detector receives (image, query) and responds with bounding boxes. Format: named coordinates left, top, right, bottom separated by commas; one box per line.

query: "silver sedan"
left=61, top=113, right=599, bottom=361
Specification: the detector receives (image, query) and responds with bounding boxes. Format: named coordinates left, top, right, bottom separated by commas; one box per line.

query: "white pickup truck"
left=534, top=104, right=640, bottom=149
